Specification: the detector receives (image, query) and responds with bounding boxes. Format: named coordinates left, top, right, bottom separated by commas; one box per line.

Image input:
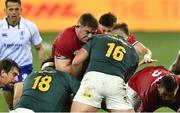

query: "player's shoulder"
left=21, top=17, right=38, bottom=28
left=93, top=34, right=105, bottom=38
left=0, top=19, right=4, bottom=25
left=61, top=26, right=75, bottom=38
left=64, top=26, right=75, bottom=33
left=89, top=34, right=108, bottom=43
left=0, top=18, right=6, bottom=27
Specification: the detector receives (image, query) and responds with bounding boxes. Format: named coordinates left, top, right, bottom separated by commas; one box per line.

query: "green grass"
left=0, top=32, right=180, bottom=112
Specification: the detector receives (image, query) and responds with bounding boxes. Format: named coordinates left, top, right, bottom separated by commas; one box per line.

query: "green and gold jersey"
left=84, top=34, right=139, bottom=82
left=16, top=67, right=80, bottom=112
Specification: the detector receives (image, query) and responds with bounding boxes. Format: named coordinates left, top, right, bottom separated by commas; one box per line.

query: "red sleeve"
left=128, top=34, right=138, bottom=46
left=52, top=28, right=75, bottom=60
left=51, top=36, right=59, bottom=57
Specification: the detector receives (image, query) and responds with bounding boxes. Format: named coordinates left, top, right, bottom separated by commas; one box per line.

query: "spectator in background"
left=99, top=12, right=153, bottom=64
left=52, top=13, right=98, bottom=76
left=0, top=59, right=19, bottom=87
left=127, top=66, right=180, bottom=112
left=70, top=25, right=139, bottom=112
left=169, top=50, right=180, bottom=75
left=0, top=0, right=46, bottom=110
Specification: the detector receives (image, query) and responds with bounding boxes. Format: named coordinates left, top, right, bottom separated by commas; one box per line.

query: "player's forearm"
left=135, top=42, right=154, bottom=64
left=55, top=63, right=71, bottom=74
left=134, top=42, right=151, bottom=56
left=71, top=63, right=83, bottom=77
left=37, top=47, right=46, bottom=63
left=54, top=58, right=72, bottom=74
left=139, top=44, right=152, bottom=57
left=35, top=44, right=46, bottom=63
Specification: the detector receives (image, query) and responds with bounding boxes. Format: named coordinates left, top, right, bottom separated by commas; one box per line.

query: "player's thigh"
left=126, top=83, right=141, bottom=110
left=105, top=76, right=133, bottom=110
left=73, top=71, right=105, bottom=108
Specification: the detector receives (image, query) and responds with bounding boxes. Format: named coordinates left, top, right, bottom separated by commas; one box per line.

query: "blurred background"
left=0, top=0, right=180, bottom=112
left=1, top=0, right=180, bottom=32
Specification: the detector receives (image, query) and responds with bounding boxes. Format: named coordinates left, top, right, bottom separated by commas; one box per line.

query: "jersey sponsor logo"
left=3, top=43, right=22, bottom=50
left=2, top=33, right=8, bottom=37
left=81, top=87, right=94, bottom=99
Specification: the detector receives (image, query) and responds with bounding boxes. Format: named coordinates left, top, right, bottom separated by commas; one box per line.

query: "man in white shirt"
left=0, top=0, right=46, bottom=110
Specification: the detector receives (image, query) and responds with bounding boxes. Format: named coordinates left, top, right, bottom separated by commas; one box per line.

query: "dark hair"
left=159, top=75, right=178, bottom=92
left=78, top=13, right=98, bottom=30
left=99, top=12, right=117, bottom=28
left=5, top=0, right=21, bottom=7
left=41, top=57, right=55, bottom=68
left=113, top=23, right=129, bottom=36
left=0, top=59, right=19, bottom=73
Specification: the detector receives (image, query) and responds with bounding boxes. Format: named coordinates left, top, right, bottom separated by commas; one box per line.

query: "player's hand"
left=139, top=58, right=157, bottom=66
left=143, top=54, right=152, bottom=63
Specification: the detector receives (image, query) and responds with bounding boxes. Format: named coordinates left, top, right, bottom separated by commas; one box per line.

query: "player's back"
left=85, top=34, right=139, bottom=81
left=128, top=66, right=173, bottom=94
left=16, top=67, right=80, bottom=112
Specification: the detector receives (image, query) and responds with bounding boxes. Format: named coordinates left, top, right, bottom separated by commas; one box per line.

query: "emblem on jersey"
left=19, top=31, right=25, bottom=39
left=81, top=87, right=94, bottom=99
left=22, top=73, right=28, bottom=81
left=20, top=31, right=24, bottom=36
left=2, top=33, right=8, bottom=37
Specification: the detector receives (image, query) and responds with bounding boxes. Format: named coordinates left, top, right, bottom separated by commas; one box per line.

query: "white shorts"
left=126, top=83, right=141, bottom=109
left=10, top=108, right=35, bottom=113
left=73, top=71, right=133, bottom=110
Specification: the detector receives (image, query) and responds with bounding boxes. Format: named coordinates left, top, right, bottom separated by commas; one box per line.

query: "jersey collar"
left=2, top=16, right=25, bottom=29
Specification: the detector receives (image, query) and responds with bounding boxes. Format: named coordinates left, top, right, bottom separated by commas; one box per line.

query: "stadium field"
left=0, top=32, right=179, bottom=112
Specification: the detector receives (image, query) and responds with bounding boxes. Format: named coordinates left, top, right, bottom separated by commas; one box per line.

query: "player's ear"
left=1, top=70, right=6, bottom=77
left=20, top=7, right=22, bottom=13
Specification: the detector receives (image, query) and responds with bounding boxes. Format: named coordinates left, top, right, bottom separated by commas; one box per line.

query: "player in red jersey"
left=99, top=13, right=153, bottom=64
left=52, top=13, right=98, bottom=75
left=99, top=12, right=117, bottom=34
left=114, top=23, right=154, bottom=65
left=127, top=66, right=180, bottom=112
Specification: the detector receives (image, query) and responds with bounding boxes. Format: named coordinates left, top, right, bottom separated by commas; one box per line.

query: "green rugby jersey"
left=84, top=34, right=139, bottom=82
left=16, top=67, right=80, bottom=112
